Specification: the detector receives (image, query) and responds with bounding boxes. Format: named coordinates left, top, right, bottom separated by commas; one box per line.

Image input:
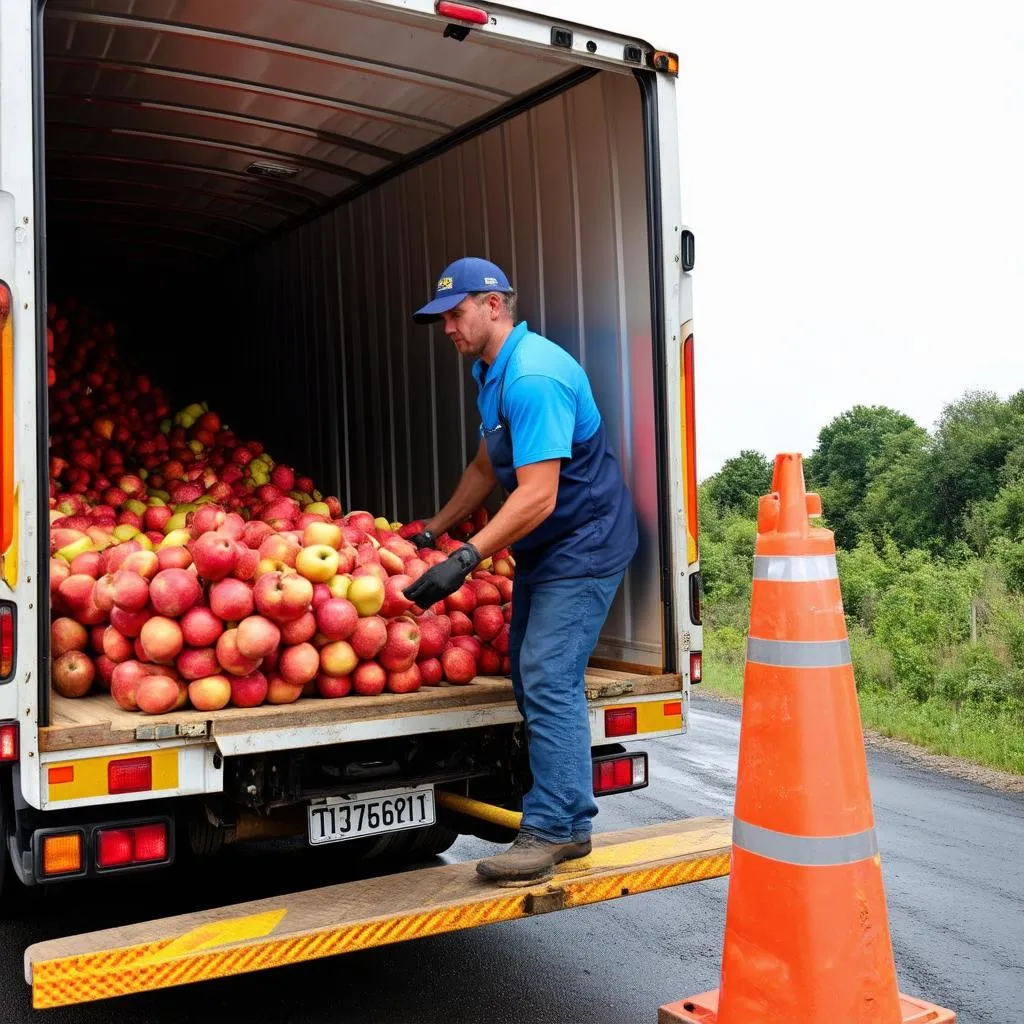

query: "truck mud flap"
left=26, top=817, right=730, bottom=1009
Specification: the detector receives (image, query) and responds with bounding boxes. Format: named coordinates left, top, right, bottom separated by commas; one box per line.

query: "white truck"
left=0, top=0, right=721, bottom=1008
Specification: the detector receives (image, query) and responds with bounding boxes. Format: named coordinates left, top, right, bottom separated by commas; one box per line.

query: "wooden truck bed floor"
left=41, top=668, right=681, bottom=752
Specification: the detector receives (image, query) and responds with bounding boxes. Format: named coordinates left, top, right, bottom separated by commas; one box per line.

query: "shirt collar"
left=472, top=321, right=528, bottom=387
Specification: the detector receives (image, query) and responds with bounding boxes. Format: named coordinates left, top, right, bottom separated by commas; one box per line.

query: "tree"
left=806, top=405, right=924, bottom=549
left=704, top=450, right=772, bottom=518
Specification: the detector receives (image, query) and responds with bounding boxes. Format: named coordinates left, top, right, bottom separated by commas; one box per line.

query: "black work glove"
left=403, top=543, right=481, bottom=608
left=408, top=528, right=436, bottom=550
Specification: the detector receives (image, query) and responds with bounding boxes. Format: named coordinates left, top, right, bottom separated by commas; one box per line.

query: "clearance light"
left=604, top=706, right=637, bottom=738
left=42, top=832, right=83, bottom=876
left=436, top=2, right=488, bottom=24
left=108, top=756, right=152, bottom=795
left=0, top=720, right=18, bottom=761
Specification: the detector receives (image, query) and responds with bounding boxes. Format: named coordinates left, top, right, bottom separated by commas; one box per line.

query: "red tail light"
left=96, top=822, right=169, bottom=869
left=690, top=652, right=702, bottom=683
left=436, top=2, right=488, bottom=24
left=604, top=706, right=637, bottom=738
left=0, top=604, right=13, bottom=681
left=593, top=753, right=648, bottom=796
left=0, top=721, right=18, bottom=761
left=108, top=756, right=152, bottom=794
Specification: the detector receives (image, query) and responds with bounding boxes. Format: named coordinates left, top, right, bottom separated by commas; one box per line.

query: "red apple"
left=95, top=653, right=117, bottom=689
left=242, top=520, right=275, bottom=550
left=492, top=623, right=510, bottom=655
left=350, top=615, right=387, bottom=660
left=69, top=550, right=102, bottom=579
left=478, top=644, right=502, bottom=675
left=472, top=604, right=505, bottom=643
left=253, top=571, right=313, bottom=623
left=231, top=546, right=259, bottom=581
left=445, top=584, right=477, bottom=616
left=279, top=643, right=320, bottom=686
left=149, top=568, right=202, bottom=617
left=111, top=569, right=150, bottom=612
left=387, top=663, right=422, bottom=694
left=109, top=603, right=153, bottom=638
left=188, top=674, right=232, bottom=711
left=102, top=626, right=133, bottom=663
left=209, top=578, right=255, bottom=622
left=230, top=670, right=268, bottom=708
left=111, top=660, right=148, bottom=710
left=236, top=615, right=281, bottom=659
left=379, top=618, right=420, bottom=672
left=51, top=650, right=95, bottom=698
left=176, top=646, right=221, bottom=681
left=192, top=531, right=240, bottom=582
left=441, top=646, right=476, bottom=685
left=316, top=672, right=352, bottom=698
left=448, top=610, right=473, bottom=637
left=180, top=605, right=224, bottom=647
left=316, top=598, right=358, bottom=641
left=266, top=674, right=304, bottom=705
left=352, top=661, right=386, bottom=696
left=216, top=629, right=263, bottom=676
left=157, top=545, right=194, bottom=571
left=139, top=615, right=184, bottom=664
left=469, top=579, right=501, bottom=606
left=136, top=674, right=181, bottom=715
left=51, top=617, right=88, bottom=656
left=450, top=635, right=482, bottom=661
left=122, top=550, right=160, bottom=579
left=417, top=657, right=443, bottom=686
left=380, top=574, right=415, bottom=619
left=280, top=611, right=317, bottom=645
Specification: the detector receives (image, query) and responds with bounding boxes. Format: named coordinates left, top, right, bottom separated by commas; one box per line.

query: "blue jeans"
left=508, top=571, right=625, bottom=844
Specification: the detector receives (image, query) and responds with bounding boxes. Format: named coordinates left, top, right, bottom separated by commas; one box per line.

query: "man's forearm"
left=468, top=486, right=554, bottom=560
left=426, top=461, right=495, bottom=537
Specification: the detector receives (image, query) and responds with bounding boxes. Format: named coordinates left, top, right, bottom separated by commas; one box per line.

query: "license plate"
left=307, top=785, right=436, bottom=846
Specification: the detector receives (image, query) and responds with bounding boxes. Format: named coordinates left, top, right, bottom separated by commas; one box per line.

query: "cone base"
left=659, top=991, right=956, bottom=1024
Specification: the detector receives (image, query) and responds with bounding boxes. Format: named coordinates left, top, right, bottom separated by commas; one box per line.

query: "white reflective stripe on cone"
left=752, top=554, right=838, bottom=582
left=733, top=818, right=879, bottom=866
left=746, top=637, right=851, bottom=668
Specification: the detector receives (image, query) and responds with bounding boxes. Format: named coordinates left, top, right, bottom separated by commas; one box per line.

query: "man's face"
left=441, top=295, right=494, bottom=358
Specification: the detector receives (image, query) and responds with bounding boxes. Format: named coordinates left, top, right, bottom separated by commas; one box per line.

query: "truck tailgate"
left=25, top=816, right=730, bottom=1009
left=41, top=669, right=683, bottom=753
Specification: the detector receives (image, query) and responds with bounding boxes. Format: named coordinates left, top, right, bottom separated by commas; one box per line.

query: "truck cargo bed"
left=41, top=669, right=681, bottom=753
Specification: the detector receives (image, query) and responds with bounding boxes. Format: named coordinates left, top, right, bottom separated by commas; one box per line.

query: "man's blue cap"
left=412, top=257, right=512, bottom=324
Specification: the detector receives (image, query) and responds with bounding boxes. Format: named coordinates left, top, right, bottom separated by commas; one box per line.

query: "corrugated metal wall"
left=221, top=71, right=661, bottom=666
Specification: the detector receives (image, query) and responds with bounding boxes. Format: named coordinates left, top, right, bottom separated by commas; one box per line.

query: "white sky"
left=672, top=2, right=1024, bottom=478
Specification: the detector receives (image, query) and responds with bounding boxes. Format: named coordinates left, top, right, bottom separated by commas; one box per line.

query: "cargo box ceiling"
left=42, top=0, right=574, bottom=276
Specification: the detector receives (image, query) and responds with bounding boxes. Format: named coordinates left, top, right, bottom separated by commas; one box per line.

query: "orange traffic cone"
left=660, top=454, right=955, bottom=1024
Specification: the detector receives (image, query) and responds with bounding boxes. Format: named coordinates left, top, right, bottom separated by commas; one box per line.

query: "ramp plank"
left=27, top=816, right=729, bottom=1009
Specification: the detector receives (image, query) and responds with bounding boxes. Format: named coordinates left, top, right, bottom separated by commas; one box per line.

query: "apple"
left=51, top=617, right=88, bottom=656
left=295, top=544, right=340, bottom=583
left=95, top=654, right=117, bottom=689
left=448, top=611, right=473, bottom=637
left=279, top=643, right=320, bottom=686
left=378, top=547, right=404, bottom=575
left=350, top=615, right=387, bottom=660
left=230, top=670, right=268, bottom=708
left=417, top=657, right=443, bottom=686
left=381, top=575, right=415, bottom=619
left=403, top=558, right=428, bottom=581
left=236, top=615, right=281, bottom=659
left=231, top=546, right=259, bottom=581
left=159, top=528, right=193, bottom=550
left=478, top=644, right=503, bottom=675
left=316, top=672, right=352, bottom=699
left=109, top=604, right=153, bottom=638
left=417, top=617, right=448, bottom=659
left=492, top=623, right=511, bottom=655
left=445, top=584, right=477, bottom=616
left=191, top=531, right=240, bottom=581
left=253, top=571, right=313, bottom=623
left=144, top=505, right=173, bottom=533
left=316, top=598, right=358, bottom=641
left=139, top=616, right=184, bottom=664
left=450, top=635, right=482, bottom=661
left=110, top=569, right=150, bottom=612
left=103, top=540, right=141, bottom=573
left=188, top=674, right=232, bottom=711
left=216, top=629, right=264, bottom=676
left=102, top=626, right=134, bottom=663
left=209, top=578, right=255, bottom=621
left=319, top=640, right=358, bottom=677
left=266, top=674, right=304, bottom=705
left=136, top=675, right=181, bottom=715
left=149, top=568, right=202, bottom=617
left=493, top=556, right=515, bottom=579
left=352, top=661, right=386, bottom=696
left=347, top=575, right=385, bottom=617
left=122, top=550, right=160, bottom=579
left=379, top=618, right=420, bottom=672
left=50, top=558, right=71, bottom=596
left=469, top=579, right=501, bottom=606
left=242, top=520, right=275, bottom=550
left=258, top=534, right=300, bottom=567
left=495, top=577, right=513, bottom=603
left=176, top=646, right=221, bottom=681
left=441, top=646, right=477, bottom=685
left=51, top=650, right=95, bottom=697
left=69, top=550, right=102, bottom=579
left=280, top=611, right=317, bottom=645
left=214, top=512, right=246, bottom=542
left=303, top=521, right=342, bottom=549
left=472, top=604, right=505, bottom=643
left=326, top=574, right=352, bottom=600
left=180, top=605, right=224, bottom=647
left=111, top=660, right=148, bottom=709
left=89, top=625, right=107, bottom=655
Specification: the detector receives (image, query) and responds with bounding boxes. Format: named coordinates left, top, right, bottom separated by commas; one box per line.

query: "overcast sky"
left=673, top=2, right=1024, bottom=478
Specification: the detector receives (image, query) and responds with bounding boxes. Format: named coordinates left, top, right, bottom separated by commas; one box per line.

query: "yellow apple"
left=303, top=521, right=342, bottom=549
left=295, top=545, right=340, bottom=583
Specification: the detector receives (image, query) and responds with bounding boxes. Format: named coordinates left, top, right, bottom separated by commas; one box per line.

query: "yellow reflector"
left=42, top=833, right=82, bottom=876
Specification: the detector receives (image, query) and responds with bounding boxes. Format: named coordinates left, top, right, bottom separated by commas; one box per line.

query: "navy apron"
left=482, top=339, right=638, bottom=584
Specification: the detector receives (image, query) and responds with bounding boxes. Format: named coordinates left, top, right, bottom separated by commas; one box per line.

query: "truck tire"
left=0, top=791, right=30, bottom=917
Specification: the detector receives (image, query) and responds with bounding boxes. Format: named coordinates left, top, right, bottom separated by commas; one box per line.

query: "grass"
left=700, top=647, right=1024, bottom=775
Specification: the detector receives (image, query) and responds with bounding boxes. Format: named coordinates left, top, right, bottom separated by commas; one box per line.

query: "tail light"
left=593, top=752, right=648, bottom=796
left=108, top=755, right=152, bottom=794
left=682, top=332, right=698, bottom=565
left=604, top=706, right=637, bottom=738
left=690, top=652, right=703, bottom=684
left=41, top=831, right=84, bottom=876
left=0, top=283, right=14, bottom=580
left=0, top=603, right=13, bottom=681
left=96, top=822, right=168, bottom=870
left=435, top=2, right=488, bottom=24
left=0, top=721, right=18, bottom=761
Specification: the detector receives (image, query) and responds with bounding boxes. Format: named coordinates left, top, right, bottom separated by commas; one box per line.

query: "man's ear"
left=488, top=292, right=502, bottom=319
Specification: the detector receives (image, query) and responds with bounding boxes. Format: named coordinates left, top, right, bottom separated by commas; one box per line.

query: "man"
left=403, top=257, right=638, bottom=883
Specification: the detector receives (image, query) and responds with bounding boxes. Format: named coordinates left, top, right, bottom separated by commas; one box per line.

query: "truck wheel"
left=0, top=794, right=30, bottom=917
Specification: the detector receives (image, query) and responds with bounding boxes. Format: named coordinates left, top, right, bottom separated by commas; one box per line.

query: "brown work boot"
left=476, top=832, right=592, bottom=883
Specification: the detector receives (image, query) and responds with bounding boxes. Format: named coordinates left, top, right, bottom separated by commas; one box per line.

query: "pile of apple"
left=46, top=301, right=516, bottom=714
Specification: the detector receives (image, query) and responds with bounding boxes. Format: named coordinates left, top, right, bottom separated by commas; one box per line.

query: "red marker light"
left=436, top=2, right=488, bottom=25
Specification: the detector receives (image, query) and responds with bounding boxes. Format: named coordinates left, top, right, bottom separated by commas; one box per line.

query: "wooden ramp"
left=26, top=817, right=730, bottom=1009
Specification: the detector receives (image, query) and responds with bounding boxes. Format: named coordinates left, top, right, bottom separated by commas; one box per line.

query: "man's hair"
left=474, top=290, right=517, bottom=321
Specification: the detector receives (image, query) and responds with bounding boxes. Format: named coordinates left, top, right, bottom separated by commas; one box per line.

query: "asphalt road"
left=2, top=695, right=1022, bottom=1024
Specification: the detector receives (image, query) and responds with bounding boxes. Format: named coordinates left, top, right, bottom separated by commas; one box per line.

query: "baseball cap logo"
left=437, top=276, right=454, bottom=291
left=484, top=276, right=498, bottom=285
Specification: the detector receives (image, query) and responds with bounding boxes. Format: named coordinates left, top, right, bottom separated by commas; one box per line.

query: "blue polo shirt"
left=472, top=322, right=601, bottom=468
